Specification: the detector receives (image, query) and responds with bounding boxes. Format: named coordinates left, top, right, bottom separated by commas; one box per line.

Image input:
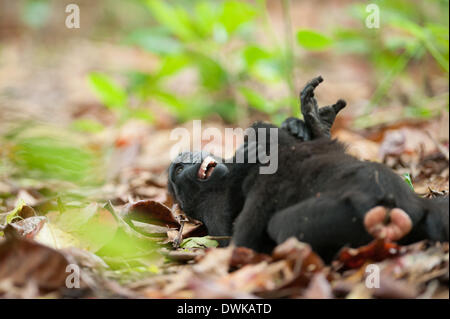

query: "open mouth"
left=197, top=156, right=217, bottom=180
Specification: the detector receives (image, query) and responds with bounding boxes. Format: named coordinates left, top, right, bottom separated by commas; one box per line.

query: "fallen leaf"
left=230, top=247, right=272, bottom=268
left=303, top=273, right=333, bottom=299
left=336, top=239, right=405, bottom=270
left=180, top=237, right=219, bottom=249
left=0, top=236, right=71, bottom=293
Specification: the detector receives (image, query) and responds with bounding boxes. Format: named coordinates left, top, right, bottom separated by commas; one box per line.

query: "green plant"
left=86, top=0, right=448, bottom=127
left=88, top=0, right=314, bottom=125
left=334, top=0, right=449, bottom=123
left=88, top=72, right=155, bottom=126
left=1, top=124, right=105, bottom=186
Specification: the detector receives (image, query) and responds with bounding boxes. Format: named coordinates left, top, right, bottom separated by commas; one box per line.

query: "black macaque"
left=168, top=76, right=449, bottom=262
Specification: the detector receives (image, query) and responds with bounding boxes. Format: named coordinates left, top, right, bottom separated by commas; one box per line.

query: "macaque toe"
left=364, top=206, right=412, bottom=241
left=301, top=76, right=323, bottom=100
left=333, top=99, right=347, bottom=113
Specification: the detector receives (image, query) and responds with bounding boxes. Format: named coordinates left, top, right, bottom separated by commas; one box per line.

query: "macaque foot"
left=284, top=76, right=347, bottom=140
left=364, top=206, right=413, bottom=241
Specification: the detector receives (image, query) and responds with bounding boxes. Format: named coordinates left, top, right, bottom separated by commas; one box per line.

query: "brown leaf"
left=272, top=237, right=324, bottom=274
left=270, top=238, right=325, bottom=291
left=371, top=275, right=419, bottom=299
left=121, top=200, right=178, bottom=227
left=4, top=216, right=46, bottom=239
left=303, top=273, right=333, bottom=299
left=230, top=247, right=272, bottom=268
left=0, top=236, right=71, bottom=293
left=166, top=204, right=207, bottom=244
left=336, top=239, right=404, bottom=270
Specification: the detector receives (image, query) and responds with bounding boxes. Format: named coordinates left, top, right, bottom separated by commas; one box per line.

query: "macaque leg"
left=267, top=195, right=373, bottom=261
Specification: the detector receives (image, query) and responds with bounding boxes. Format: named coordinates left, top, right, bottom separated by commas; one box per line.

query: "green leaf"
left=219, top=0, right=257, bottom=34
left=194, top=1, right=221, bottom=38
left=126, top=29, right=182, bottom=55
left=71, top=119, right=105, bottom=133
left=13, top=134, right=101, bottom=185
left=131, top=108, right=155, bottom=123
left=192, top=53, right=228, bottom=90
left=146, top=0, right=196, bottom=41
left=403, top=173, right=414, bottom=190
left=21, top=0, right=50, bottom=29
left=243, top=45, right=272, bottom=66
left=297, top=29, right=333, bottom=51
left=180, top=236, right=219, bottom=249
left=211, top=100, right=238, bottom=123
left=6, top=199, right=26, bottom=224
left=157, top=55, right=191, bottom=78
left=88, top=73, right=127, bottom=110
left=240, top=87, right=276, bottom=113
left=333, top=29, right=371, bottom=54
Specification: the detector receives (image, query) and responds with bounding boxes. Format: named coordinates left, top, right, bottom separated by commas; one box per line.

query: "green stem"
left=281, top=0, right=297, bottom=117
left=369, top=45, right=420, bottom=110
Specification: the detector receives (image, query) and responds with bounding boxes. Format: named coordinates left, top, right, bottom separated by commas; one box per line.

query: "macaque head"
left=167, top=151, right=229, bottom=214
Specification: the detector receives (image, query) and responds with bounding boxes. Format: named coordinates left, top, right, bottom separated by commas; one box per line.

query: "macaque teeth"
left=198, top=156, right=217, bottom=179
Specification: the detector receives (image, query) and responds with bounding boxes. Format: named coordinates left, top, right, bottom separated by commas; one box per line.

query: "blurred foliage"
left=88, top=72, right=155, bottom=125
left=3, top=0, right=448, bottom=185
left=1, top=0, right=448, bottom=278
left=334, top=0, right=449, bottom=115
left=85, top=0, right=448, bottom=127
left=0, top=123, right=106, bottom=187
left=21, top=0, right=51, bottom=29
left=90, top=0, right=301, bottom=125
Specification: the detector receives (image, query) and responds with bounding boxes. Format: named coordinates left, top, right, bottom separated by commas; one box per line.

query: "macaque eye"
left=175, top=165, right=184, bottom=175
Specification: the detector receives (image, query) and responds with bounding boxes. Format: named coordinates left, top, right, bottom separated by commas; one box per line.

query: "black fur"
left=168, top=123, right=448, bottom=261
left=167, top=78, right=449, bottom=261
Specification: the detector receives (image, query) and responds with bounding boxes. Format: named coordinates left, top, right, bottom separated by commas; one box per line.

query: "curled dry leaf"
left=121, top=200, right=178, bottom=227
left=273, top=237, right=323, bottom=266
left=3, top=216, right=82, bottom=250
left=121, top=200, right=206, bottom=242
left=336, top=239, right=405, bottom=270
left=272, top=237, right=325, bottom=288
left=4, top=216, right=46, bottom=239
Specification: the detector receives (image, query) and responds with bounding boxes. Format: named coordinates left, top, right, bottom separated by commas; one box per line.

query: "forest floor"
left=0, top=1, right=448, bottom=299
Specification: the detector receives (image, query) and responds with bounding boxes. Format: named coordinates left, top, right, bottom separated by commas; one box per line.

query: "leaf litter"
left=0, top=117, right=448, bottom=299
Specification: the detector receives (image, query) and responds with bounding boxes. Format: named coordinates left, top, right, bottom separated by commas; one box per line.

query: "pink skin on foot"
left=364, top=206, right=413, bottom=241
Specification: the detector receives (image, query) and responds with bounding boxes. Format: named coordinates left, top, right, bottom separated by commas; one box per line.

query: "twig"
left=172, top=214, right=188, bottom=248
left=425, top=130, right=449, bottom=161
left=281, top=0, right=297, bottom=116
